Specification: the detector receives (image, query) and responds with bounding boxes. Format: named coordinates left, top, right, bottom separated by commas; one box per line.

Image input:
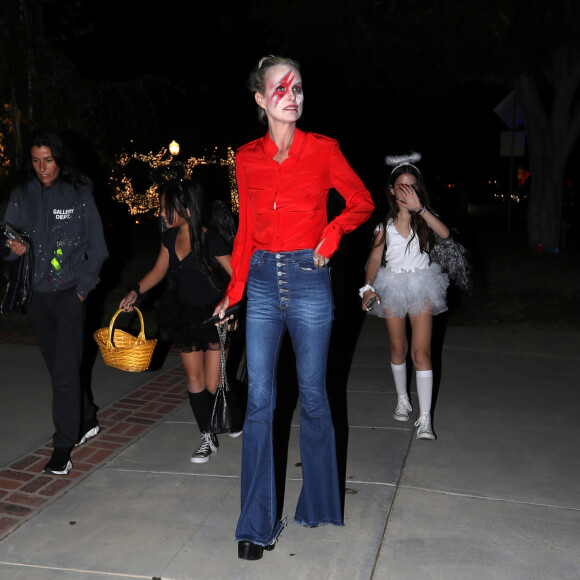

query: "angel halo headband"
left=385, top=152, right=422, bottom=175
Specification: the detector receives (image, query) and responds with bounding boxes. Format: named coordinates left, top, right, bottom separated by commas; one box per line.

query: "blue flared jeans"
left=235, top=250, right=343, bottom=546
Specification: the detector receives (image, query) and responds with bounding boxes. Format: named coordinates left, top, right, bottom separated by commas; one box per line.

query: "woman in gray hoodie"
left=4, top=130, right=108, bottom=475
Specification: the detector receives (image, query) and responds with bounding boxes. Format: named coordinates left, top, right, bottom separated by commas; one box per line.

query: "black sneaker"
left=76, top=422, right=101, bottom=446
left=190, top=433, right=219, bottom=463
left=43, top=447, right=73, bottom=475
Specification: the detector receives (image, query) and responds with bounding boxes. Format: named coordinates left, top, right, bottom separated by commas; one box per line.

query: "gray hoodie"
left=4, top=177, right=109, bottom=299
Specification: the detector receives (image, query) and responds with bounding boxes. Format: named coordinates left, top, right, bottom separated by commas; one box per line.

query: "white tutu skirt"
left=368, top=263, right=449, bottom=319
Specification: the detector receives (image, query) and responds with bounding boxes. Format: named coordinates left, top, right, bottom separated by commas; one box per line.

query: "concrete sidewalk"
left=0, top=317, right=578, bottom=579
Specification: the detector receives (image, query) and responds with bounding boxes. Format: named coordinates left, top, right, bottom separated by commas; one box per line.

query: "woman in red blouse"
left=215, top=55, right=374, bottom=560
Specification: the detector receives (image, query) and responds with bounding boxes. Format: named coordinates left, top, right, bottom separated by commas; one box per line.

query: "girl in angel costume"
left=360, top=153, right=453, bottom=440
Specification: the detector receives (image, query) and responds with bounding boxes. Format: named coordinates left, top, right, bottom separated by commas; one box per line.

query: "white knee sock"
left=416, top=370, right=433, bottom=415
left=391, top=361, right=408, bottom=400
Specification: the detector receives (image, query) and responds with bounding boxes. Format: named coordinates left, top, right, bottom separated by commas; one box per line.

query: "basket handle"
left=106, top=307, right=146, bottom=349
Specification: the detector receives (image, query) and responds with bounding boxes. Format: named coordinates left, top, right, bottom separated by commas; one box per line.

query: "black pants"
left=26, top=287, right=98, bottom=448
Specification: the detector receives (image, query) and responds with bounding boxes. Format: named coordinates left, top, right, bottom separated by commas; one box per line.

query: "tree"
left=515, top=50, right=580, bottom=248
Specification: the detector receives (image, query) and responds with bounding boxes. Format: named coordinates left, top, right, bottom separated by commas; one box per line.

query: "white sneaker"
left=228, top=430, right=243, bottom=438
left=76, top=424, right=101, bottom=446
left=414, top=414, right=436, bottom=440
left=393, top=398, right=412, bottom=421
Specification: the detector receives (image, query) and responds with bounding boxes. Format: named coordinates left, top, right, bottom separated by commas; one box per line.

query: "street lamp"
left=169, top=140, right=180, bottom=156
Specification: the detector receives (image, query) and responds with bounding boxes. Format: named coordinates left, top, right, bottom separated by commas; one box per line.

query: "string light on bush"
left=110, top=145, right=238, bottom=216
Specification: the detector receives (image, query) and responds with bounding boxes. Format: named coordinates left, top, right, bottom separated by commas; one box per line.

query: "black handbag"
left=209, top=323, right=244, bottom=434
left=1, top=222, right=34, bottom=314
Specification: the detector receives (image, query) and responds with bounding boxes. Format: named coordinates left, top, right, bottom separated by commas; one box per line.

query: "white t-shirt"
left=376, top=221, right=429, bottom=272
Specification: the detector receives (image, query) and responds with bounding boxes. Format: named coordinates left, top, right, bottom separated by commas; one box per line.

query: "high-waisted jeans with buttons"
left=235, top=250, right=344, bottom=547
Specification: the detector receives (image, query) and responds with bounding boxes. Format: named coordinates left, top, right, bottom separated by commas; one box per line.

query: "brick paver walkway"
left=0, top=335, right=187, bottom=541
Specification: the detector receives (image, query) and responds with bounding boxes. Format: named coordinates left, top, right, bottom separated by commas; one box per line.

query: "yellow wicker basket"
left=94, top=308, right=157, bottom=372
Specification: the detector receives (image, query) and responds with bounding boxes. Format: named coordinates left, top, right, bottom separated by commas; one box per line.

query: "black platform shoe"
left=238, top=540, right=276, bottom=560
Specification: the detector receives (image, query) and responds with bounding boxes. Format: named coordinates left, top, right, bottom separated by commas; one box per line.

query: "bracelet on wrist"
left=129, top=283, right=142, bottom=299
left=417, top=206, right=426, bottom=214
left=358, top=284, right=375, bottom=298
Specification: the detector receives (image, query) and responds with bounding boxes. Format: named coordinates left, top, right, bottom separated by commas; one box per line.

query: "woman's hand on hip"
left=314, top=240, right=329, bottom=268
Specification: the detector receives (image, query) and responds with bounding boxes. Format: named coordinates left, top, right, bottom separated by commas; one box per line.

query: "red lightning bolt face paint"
left=271, top=69, right=296, bottom=108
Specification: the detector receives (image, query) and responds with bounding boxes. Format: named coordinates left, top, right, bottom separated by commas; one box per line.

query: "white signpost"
left=494, top=91, right=525, bottom=233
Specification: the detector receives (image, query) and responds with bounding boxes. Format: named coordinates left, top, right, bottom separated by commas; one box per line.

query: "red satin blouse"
left=225, top=128, right=374, bottom=305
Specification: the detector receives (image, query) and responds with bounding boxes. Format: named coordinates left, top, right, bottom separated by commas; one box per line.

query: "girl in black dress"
left=120, top=178, right=237, bottom=462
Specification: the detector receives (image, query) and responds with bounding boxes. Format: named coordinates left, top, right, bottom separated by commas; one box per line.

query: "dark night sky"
left=57, top=1, right=511, bottom=198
